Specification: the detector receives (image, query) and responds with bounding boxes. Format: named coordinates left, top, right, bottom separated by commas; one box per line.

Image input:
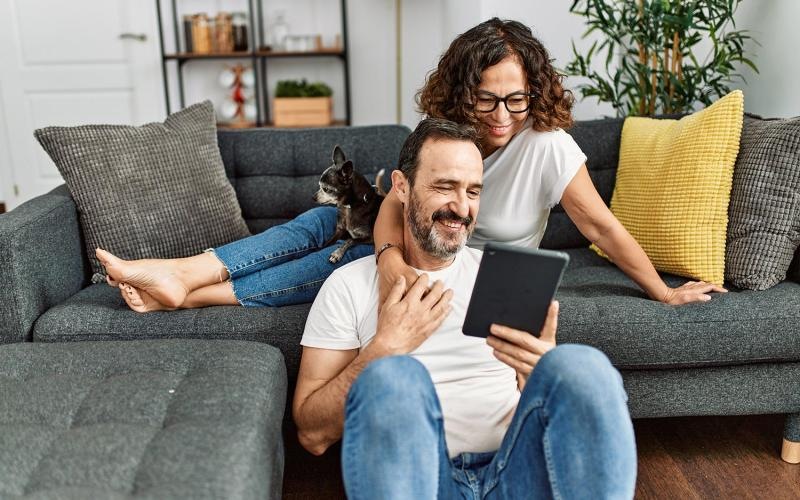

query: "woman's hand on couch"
left=661, top=281, right=728, bottom=305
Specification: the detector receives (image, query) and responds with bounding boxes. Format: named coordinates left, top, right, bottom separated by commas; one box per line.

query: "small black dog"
left=314, top=145, right=386, bottom=263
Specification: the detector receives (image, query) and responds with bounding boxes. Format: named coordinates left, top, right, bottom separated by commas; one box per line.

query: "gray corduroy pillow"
left=725, top=114, right=800, bottom=290
left=35, top=101, right=251, bottom=283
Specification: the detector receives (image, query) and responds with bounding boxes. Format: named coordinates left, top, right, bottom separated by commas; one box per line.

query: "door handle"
left=119, top=33, right=147, bottom=42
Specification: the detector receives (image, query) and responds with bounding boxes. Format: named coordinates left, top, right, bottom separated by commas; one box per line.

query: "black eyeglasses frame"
left=473, top=91, right=536, bottom=114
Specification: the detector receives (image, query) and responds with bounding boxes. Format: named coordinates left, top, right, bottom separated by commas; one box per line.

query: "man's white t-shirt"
left=301, top=247, right=520, bottom=457
left=469, top=126, right=587, bottom=250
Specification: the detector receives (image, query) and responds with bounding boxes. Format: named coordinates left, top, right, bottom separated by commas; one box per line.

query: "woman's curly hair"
left=417, top=18, right=574, bottom=134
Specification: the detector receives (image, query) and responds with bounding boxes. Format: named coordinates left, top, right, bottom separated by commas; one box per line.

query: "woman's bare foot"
left=96, top=248, right=190, bottom=308
left=119, top=283, right=176, bottom=313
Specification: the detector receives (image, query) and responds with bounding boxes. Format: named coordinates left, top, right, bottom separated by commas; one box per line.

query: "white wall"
left=732, top=0, right=800, bottom=118
left=397, top=0, right=800, bottom=123
left=160, top=0, right=799, bottom=126
left=1, top=0, right=796, bottom=204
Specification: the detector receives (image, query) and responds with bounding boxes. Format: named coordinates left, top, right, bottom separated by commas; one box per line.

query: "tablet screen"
left=462, top=243, right=569, bottom=338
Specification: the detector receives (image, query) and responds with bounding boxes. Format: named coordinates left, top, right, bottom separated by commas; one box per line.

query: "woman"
left=375, top=18, right=725, bottom=305
left=101, top=18, right=723, bottom=311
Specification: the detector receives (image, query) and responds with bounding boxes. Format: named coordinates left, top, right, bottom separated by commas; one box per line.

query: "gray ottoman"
left=0, top=339, right=286, bottom=499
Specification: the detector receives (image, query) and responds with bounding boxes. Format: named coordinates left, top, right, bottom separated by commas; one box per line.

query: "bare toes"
left=120, top=289, right=146, bottom=313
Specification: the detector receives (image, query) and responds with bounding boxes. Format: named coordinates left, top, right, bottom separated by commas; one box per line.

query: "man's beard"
left=407, top=190, right=474, bottom=260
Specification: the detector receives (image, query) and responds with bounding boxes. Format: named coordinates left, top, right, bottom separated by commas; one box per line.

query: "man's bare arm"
left=292, top=344, right=387, bottom=455
left=293, top=275, right=453, bottom=455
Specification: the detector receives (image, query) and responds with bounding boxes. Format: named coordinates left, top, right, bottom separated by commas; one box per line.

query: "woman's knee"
left=295, top=206, right=338, bottom=231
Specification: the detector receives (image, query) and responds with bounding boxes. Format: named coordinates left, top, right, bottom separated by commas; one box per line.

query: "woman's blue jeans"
left=212, top=206, right=373, bottom=306
left=341, top=344, right=637, bottom=500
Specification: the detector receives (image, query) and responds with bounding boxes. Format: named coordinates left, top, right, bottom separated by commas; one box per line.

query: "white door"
left=0, top=0, right=165, bottom=210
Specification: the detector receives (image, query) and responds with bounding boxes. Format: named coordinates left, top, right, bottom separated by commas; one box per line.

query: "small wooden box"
left=272, top=97, right=333, bottom=127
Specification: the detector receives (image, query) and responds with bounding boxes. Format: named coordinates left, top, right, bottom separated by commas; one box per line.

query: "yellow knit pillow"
left=591, top=90, right=744, bottom=285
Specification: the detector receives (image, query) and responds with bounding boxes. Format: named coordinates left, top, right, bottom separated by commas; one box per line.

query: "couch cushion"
left=556, top=249, right=800, bottom=369
left=217, top=125, right=410, bottom=229
left=0, top=339, right=286, bottom=499
left=33, top=286, right=309, bottom=392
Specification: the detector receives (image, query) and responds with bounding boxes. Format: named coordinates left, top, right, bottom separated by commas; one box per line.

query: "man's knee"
left=534, top=344, right=625, bottom=403
left=347, top=356, right=437, bottom=420
left=351, top=356, right=432, bottom=397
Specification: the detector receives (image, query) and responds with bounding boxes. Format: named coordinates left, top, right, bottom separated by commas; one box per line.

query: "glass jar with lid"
left=232, top=12, right=249, bottom=52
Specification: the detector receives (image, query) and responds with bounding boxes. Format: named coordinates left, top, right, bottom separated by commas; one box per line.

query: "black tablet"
left=462, top=243, right=569, bottom=338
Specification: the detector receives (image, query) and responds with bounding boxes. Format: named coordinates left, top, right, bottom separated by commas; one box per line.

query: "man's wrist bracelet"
left=375, top=243, right=396, bottom=264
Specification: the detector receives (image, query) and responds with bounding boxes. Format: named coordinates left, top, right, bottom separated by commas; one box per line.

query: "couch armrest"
left=0, top=185, right=88, bottom=343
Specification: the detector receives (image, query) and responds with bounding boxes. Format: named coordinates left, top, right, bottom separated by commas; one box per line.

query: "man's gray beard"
left=407, top=191, right=473, bottom=260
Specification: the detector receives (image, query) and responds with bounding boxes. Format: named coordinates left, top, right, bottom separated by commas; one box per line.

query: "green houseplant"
left=565, top=0, right=758, bottom=117
left=275, top=79, right=333, bottom=98
left=273, top=79, right=334, bottom=127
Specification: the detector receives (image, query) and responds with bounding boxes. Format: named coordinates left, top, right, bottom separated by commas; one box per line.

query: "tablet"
left=462, top=243, right=569, bottom=338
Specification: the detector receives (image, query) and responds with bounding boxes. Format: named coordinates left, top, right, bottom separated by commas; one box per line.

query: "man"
left=293, top=118, right=637, bottom=499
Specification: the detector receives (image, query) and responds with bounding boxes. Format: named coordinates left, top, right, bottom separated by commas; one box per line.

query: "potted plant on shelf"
left=564, top=0, right=758, bottom=117
left=273, top=79, right=333, bottom=127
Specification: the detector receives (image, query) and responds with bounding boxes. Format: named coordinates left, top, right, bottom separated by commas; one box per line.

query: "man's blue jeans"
left=212, top=206, right=373, bottom=306
left=342, top=344, right=637, bottom=500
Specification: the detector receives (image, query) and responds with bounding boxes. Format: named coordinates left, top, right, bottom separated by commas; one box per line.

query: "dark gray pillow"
left=35, top=101, right=251, bottom=282
left=725, top=114, right=800, bottom=290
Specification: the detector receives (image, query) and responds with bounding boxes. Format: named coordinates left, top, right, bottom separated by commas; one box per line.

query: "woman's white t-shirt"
left=468, top=126, right=587, bottom=250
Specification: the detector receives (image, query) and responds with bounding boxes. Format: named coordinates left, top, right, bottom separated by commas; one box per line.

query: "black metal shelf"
left=154, top=0, right=351, bottom=127
left=163, top=50, right=346, bottom=61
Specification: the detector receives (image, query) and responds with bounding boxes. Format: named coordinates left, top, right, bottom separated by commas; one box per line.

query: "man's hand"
left=377, top=247, right=419, bottom=305
left=487, top=301, right=559, bottom=390
left=370, top=274, right=452, bottom=357
left=662, top=281, right=728, bottom=305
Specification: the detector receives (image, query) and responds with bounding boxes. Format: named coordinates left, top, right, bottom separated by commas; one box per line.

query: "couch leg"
left=782, top=413, right=800, bottom=464
left=782, top=439, right=800, bottom=464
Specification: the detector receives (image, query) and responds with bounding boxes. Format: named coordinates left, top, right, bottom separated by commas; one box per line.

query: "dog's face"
left=314, top=145, right=354, bottom=205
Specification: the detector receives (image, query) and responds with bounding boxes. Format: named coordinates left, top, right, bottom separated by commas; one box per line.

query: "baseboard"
left=0, top=202, right=5, bottom=214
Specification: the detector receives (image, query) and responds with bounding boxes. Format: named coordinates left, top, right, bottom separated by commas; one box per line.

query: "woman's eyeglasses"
left=474, top=91, right=534, bottom=113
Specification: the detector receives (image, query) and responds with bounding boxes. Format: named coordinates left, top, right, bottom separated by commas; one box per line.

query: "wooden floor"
left=284, top=414, right=800, bottom=499
left=635, top=414, right=799, bottom=500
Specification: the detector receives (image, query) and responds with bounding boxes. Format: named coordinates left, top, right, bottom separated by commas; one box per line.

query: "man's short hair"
left=397, top=118, right=479, bottom=186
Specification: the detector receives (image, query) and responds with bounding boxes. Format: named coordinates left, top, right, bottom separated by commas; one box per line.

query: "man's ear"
left=391, top=170, right=409, bottom=204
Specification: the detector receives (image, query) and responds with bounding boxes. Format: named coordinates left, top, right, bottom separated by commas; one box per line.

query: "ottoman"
left=0, top=339, right=287, bottom=499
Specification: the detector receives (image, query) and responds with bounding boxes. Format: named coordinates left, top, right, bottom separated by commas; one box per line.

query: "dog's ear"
left=340, top=160, right=354, bottom=178
left=332, top=145, right=346, bottom=166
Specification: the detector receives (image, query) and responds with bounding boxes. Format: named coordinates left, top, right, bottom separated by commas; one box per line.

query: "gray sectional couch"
left=2, top=120, right=799, bottom=497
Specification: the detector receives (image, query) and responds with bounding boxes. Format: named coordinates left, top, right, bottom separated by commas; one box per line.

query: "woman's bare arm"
left=561, top=165, right=726, bottom=305
left=374, top=188, right=418, bottom=303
